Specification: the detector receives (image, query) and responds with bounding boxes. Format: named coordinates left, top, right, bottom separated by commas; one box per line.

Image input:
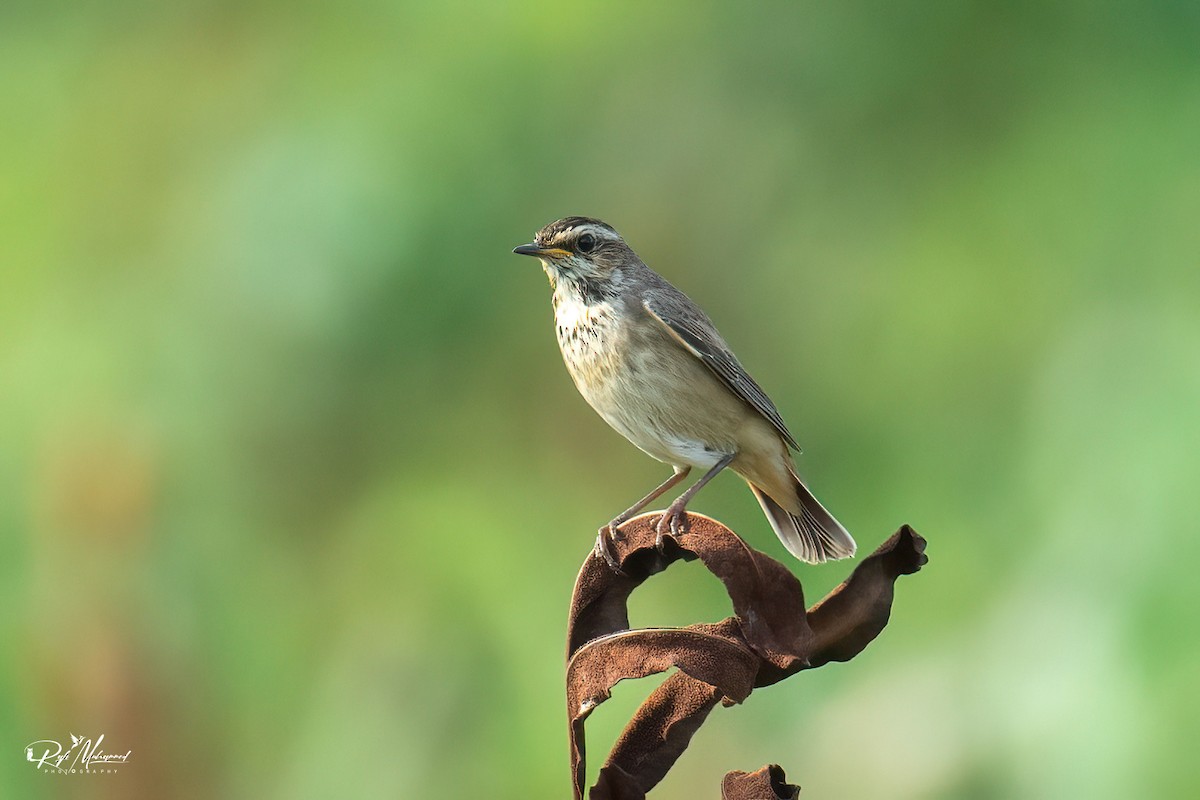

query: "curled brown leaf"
left=722, top=764, right=801, bottom=799
left=565, top=513, right=926, bottom=799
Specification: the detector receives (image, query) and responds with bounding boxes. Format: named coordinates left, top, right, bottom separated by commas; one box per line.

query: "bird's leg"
left=606, top=467, right=692, bottom=532
left=595, top=467, right=691, bottom=572
left=655, top=454, right=735, bottom=550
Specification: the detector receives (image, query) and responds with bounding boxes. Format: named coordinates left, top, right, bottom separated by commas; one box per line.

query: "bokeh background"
left=3, top=1, right=1198, bottom=797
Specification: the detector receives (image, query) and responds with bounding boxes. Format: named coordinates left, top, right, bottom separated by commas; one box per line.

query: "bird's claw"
left=654, top=507, right=689, bottom=552
left=594, top=523, right=629, bottom=576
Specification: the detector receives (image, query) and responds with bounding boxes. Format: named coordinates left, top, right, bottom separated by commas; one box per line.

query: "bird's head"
left=512, top=216, right=636, bottom=288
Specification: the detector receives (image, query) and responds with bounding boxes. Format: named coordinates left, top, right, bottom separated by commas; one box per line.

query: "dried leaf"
left=600, top=638, right=731, bottom=791
left=590, top=764, right=645, bottom=800
left=804, top=525, right=928, bottom=670
left=722, top=764, right=801, bottom=799
left=566, top=512, right=927, bottom=799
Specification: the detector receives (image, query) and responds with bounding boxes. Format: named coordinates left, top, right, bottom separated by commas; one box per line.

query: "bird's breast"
left=552, top=289, right=747, bottom=468
left=554, top=293, right=624, bottom=389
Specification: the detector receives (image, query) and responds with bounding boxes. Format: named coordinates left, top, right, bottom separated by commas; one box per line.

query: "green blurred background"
left=3, top=1, right=1198, bottom=797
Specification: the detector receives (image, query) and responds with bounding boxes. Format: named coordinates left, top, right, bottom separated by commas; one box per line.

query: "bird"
left=512, top=216, right=855, bottom=570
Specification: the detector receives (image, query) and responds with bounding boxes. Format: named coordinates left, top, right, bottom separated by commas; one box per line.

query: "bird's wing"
left=643, top=296, right=801, bottom=451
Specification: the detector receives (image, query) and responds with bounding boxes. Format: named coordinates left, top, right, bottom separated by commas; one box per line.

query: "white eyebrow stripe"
left=536, top=217, right=622, bottom=247
left=570, top=223, right=620, bottom=241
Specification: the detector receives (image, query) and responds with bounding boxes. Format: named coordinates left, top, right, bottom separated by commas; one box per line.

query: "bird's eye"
left=577, top=233, right=596, bottom=253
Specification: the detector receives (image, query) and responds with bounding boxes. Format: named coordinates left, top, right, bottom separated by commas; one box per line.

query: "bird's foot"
left=594, top=523, right=629, bottom=576
left=654, top=504, right=690, bottom=552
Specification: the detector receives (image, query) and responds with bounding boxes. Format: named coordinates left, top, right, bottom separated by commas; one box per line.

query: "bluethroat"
left=513, top=217, right=855, bottom=571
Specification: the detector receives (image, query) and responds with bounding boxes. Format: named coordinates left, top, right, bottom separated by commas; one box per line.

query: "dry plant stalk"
left=566, top=512, right=927, bottom=799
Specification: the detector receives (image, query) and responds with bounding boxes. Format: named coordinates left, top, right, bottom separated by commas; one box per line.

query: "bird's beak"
left=513, top=243, right=570, bottom=259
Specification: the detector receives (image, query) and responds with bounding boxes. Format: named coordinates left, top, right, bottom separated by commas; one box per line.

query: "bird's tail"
left=749, top=478, right=856, bottom=564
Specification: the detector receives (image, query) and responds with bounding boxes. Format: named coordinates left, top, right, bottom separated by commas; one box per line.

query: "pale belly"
left=555, top=297, right=745, bottom=469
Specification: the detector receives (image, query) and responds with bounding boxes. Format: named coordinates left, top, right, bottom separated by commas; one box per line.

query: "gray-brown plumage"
left=513, top=216, right=855, bottom=568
